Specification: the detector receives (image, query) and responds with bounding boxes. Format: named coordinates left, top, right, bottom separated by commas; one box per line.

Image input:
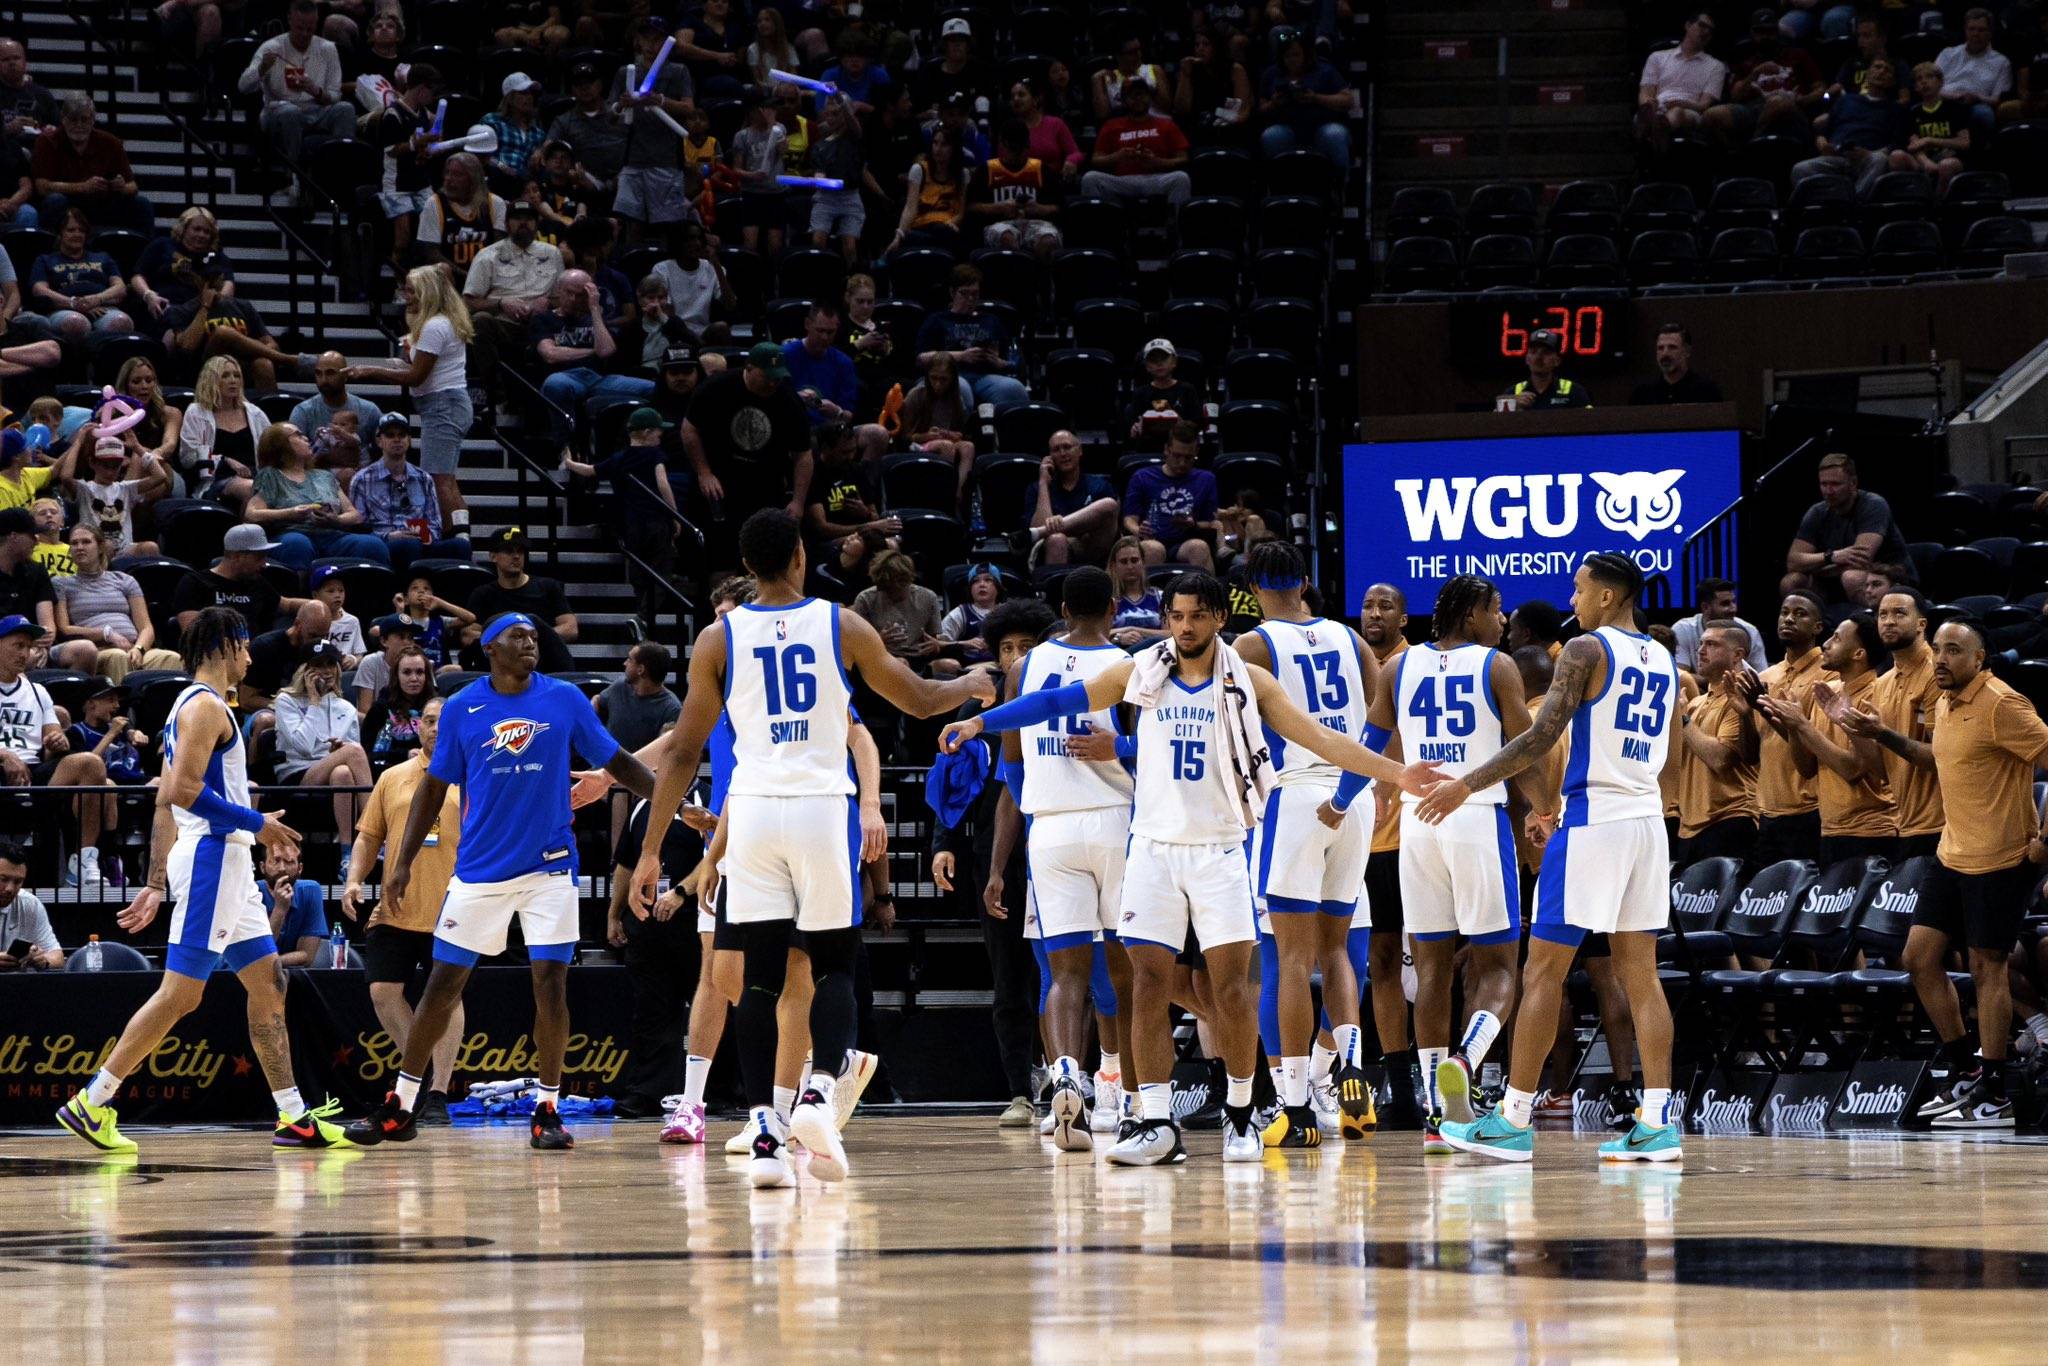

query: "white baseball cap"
left=941, top=17, right=972, bottom=38
left=502, top=72, right=542, bottom=96
left=1143, top=337, right=1177, bottom=358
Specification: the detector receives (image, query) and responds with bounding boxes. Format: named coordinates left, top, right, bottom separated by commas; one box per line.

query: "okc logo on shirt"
left=484, top=718, right=550, bottom=756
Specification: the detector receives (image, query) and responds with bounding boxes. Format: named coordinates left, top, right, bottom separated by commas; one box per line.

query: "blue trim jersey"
left=1132, top=674, right=1243, bottom=844
left=1017, top=638, right=1135, bottom=815
left=163, top=683, right=255, bottom=843
left=430, top=673, right=621, bottom=882
left=1561, top=626, right=1678, bottom=827
left=722, top=597, right=856, bottom=797
left=1394, top=643, right=1508, bottom=806
left=1254, top=617, right=1369, bottom=787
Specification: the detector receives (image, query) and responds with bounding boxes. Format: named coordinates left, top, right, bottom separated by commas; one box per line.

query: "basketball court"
left=5, top=1116, right=2044, bottom=1359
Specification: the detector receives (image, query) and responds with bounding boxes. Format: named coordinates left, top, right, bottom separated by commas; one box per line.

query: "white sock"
left=449, top=508, right=470, bottom=533
left=536, top=1083, right=560, bottom=1112
left=2028, top=1013, right=2048, bottom=1046
left=86, top=1068, right=121, bottom=1107
left=1310, top=1040, right=1337, bottom=1082
left=1458, top=1010, right=1503, bottom=1067
left=683, top=1055, right=711, bottom=1106
left=1418, top=1046, right=1447, bottom=1114
left=1640, top=1088, right=1672, bottom=1127
left=1225, top=1074, right=1253, bottom=1108
left=395, top=1072, right=422, bottom=1111
left=1098, top=1050, right=1120, bottom=1079
left=1122, top=1087, right=1138, bottom=1117
left=806, top=1071, right=837, bottom=1105
left=1501, top=1086, right=1535, bottom=1129
left=1281, top=1056, right=1309, bottom=1108
left=271, top=1087, right=305, bottom=1118
left=773, top=1085, right=797, bottom=1120
left=1140, top=1082, right=1172, bottom=1121
left=750, top=1104, right=780, bottom=1141
left=1333, top=1024, right=1363, bottom=1069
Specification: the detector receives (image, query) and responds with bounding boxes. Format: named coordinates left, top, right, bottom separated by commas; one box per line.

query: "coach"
left=1844, top=619, right=2048, bottom=1127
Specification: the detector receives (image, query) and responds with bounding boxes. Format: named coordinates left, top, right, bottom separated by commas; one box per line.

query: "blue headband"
left=480, top=613, right=537, bottom=645
left=1255, top=573, right=1306, bottom=591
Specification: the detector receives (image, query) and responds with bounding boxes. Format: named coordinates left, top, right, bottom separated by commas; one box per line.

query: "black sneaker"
left=1917, top=1062, right=1987, bottom=1120
left=342, top=1092, right=417, bottom=1146
left=530, top=1102, right=574, bottom=1150
left=1379, top=1054, right=1425, bottom=1131
left=415, top=1091, right=452, bottom=1127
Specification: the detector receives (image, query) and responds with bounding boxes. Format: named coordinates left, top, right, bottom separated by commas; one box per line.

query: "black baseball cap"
left=569, top=62, right=601, bottom=84
left=507, top=200, right=540, bottom=220
left=0, top=507, right=32, bottom=537
left=376, top=411, right=410, bottom=434
left=627, top=406, right=674, bottom=433
left=80, top=676, right=121, bottom=702
left=192, top=251, right=229, bottom=279
left=1527, top=328, right=1561, bottom=353
left=373, top=613, right=420, bottom=637
left=307, top=641, right=344, bottom=665
left=661, top=343, right=700, bottom=371
left=486, top=526, right=529, bottom=551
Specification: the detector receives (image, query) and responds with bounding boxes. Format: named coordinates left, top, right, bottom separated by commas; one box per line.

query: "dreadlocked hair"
left=181, top=605, right=250, bottom=672
left=1244, top=540, right=1305, bottom=591
left=1432, top=575, right=1499, bottom=643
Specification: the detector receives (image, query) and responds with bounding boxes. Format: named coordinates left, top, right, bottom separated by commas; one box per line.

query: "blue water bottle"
left=329, top=921, right=349, bottom=969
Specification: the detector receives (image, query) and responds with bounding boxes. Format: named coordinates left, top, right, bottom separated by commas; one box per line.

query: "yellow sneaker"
left=56, top=1093, right=138, bottom=1154
left=1261, top=1105, right=1323, bottom=1149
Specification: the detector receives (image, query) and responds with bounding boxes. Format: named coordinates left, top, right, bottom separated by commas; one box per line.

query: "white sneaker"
left=789, top=1088, right=847, bottom=1182
left=1038, top=1109, right=1057, bottom=1135
left=724, top=1124, right=754, bottom=1155
left=1090, top=1097, right=1121, bottom=1134
left=745, top=1114, right=793, bottom=1188
left=1310, top=1076, right=1342, bottom=1135
left=79, top=848, right=102, bottom=886
left=833, top=1050, right=878, bottom=1132
left=1222, top=1114, right=1262, bottom=1162
left=1106, top=1119, right=1187, bottom=1166
left=1049, top=1075, right=1091, bottom=1152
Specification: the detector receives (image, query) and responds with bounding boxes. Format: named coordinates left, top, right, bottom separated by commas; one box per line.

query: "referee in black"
left=606, top=790, right=708, bottom=1118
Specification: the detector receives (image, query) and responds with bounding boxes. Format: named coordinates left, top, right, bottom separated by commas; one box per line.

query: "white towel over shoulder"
left=1124, top=638, right=1278, bottom=828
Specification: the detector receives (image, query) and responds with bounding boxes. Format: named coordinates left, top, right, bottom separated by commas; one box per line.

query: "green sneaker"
left=274, top=1098, right=356, bottom=1149
left=1600, top=1120, right=1683, bottom=1163
left=1439, top=1110, right=1535, bottom=1163
left=56, top=1094, right=138, bottom=1154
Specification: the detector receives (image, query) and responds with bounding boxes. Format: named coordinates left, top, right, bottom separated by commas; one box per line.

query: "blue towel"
left=445, top=1093, right=616, bottom=1121
left=924, top=736, right=991, bottom=830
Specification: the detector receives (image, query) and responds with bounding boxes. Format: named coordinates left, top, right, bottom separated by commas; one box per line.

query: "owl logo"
left=1590, top=469, right=1685, bottom=541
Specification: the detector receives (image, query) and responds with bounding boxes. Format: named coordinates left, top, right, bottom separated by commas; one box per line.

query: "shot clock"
left=1448, top=296, right=1627, bottom=373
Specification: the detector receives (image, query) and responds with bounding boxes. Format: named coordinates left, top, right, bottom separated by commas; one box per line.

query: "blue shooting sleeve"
left=187, top=784, right=267, bottom=835
left=975, top=680, right=1090, bottom=733
left=1115, top=734, right=1137, bottom=760
left=997, top=757, right=1024, bottom=807
left=1330, top=723, right=1394, bottom=812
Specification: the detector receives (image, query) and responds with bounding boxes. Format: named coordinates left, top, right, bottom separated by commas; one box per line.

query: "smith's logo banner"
left=1346, top=431, right=1740, bottom=613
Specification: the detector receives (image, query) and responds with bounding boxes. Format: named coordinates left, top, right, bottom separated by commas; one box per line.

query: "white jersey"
left=1131, top=673, right=1244, bottom=844
left=162, top=683, right=256, bottom=844
left=1252, top=616, right=1369, bottom=787
left=722, top=597, right=855, bottom=797
left=1562, top=625, right=1677, bottom=826
left=1017, top=639, right=1135, bottom=815
left=1395, top=642, right=1508, bottom=806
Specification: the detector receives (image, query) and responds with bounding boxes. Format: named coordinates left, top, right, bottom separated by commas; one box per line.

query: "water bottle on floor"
left=84, top=935, right=102, bottom=972
left=329, top=922, right=349, bottom=969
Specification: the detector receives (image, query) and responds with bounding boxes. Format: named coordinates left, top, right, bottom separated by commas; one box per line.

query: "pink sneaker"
left=660, top=1101, right=706, bottom=1144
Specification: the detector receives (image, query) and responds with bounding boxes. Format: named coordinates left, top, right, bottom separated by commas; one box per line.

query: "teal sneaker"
left=1600, top=1120, right=1683, bottom=1163
left=1438, top=1111, right=1534, bottom=1164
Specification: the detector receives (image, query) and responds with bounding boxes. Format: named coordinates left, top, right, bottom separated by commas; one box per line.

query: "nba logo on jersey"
left=486, top=718, right=550, bottom=756
left=776, top=619, right=788, bottom=640
left=1304, top=628, right=1318, bottom=647
left=1437, top=653, right=1450, bottom=674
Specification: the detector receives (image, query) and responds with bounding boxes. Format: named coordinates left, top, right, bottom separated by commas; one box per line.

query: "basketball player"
left=1356, top=581, right=1419, bottom=1124
left=1367, top=576, right=1539, bottom=1152
left=1420, top=554, right=1685, bottom=1164
left=1232, top=543, right=1379, bottom=1148
left=631, top=510, right=995, bottom=1187
left=989, top=568, right=1135, bottom=1150
left=57, top=607, right=351, bottom=1153
left=942, top=573, right=1441, bottom=1167
left=344, top=614, right=660, bottom=1151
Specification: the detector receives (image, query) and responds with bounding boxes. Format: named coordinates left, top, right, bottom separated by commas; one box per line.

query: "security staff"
left=1510, top=329, right=1591, bottom=410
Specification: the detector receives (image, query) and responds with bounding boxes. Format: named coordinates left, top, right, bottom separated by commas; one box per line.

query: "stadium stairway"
left=1372, top=0, right=1634, bottom=244
left=39, top=0, right=670, bottom=666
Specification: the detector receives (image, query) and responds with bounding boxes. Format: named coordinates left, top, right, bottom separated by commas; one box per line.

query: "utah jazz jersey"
left=1132, top=674, right=1243, bottom=844
left=1562, top=626, right=1677, bottom=827
left=1253, top=617, right=1367, bottom=787
left=1395, top=643, right=1508, bottom=806
left=163, top=682, right=255, bottom=843
left=1017, top=639, right=1134, bottom=815
left=722, top=598, right=855, bottom=798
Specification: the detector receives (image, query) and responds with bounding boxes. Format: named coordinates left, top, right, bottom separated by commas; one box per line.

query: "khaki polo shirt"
left=359, top=753, right=462, bottom=933
left=1933, top=670, right=2048, bottom=874
left=1806, top=669, right=1895, bottom=838
left=1758, top=647, right=1830, bottom=818
left=1870, top=647, right=1945, bottom=839
left=1678, top=678, right=1758, bottom=838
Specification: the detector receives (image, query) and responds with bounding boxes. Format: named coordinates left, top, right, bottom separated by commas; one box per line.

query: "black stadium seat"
left=1167, top=248, right=1242, bottom=303
left=1707, top=226, right=1779, bottom=282
left=1041, top=349, right=1119, bottom=430
left=1788, top=225, right=1865, bottom=279
left=1382, top=236, right=1459, bottom=292
left=1782, top=175, right=1856, bottom=237
left=880, top=453, right=959, bottom=513
left=1176, top=197, right=1248, bottom=252
left=1704, top=176, right=1777, bottom=236
left=1868, top=220, right=1944, bottom=276
left=1386, top=186, right=1459, bottom=240
left=1626, top=229, right=1702, bottom=285
left=1544, top=233, right=1623, bottom=286
left=1546, top=180, right=1620, bottom=238
left=1924, top=489, right=1993, bottom=544
left=1244, top=298, right=1318, bottom=361
left=1051, top=249, right=1129, bottom=311
left=1860, top=172, right=1936, bottom=232
left=1985, top=122, right=2048, bottom=195
left=970, top=453, right=1044, bottom=534
left=1662, top=856, right=1743, bottom=970
left=1466, top=183, right=1538, bottom=237
left=1921, top=546, right=2002, bottom=603
left=1211, top=450, right=1290, bottom=513
left=1621, top=181, right=1697, bottom=238
left=1955, top=216, right=2032, bottom=271
left=1463, top=234, right=1537, bottom=288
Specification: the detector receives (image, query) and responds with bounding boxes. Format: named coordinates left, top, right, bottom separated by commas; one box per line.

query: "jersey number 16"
left=752, top=644, right=818, bottom=715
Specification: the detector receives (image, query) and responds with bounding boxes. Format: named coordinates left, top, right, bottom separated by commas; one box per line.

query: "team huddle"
left=52, top=506, right=1685, bottom=1175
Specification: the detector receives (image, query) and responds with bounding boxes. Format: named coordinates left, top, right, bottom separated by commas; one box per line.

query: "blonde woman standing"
left=348, top=266, right=474, bottom=536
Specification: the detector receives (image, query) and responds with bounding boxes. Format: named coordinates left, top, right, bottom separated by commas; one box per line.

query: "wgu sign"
left=1342, top=431, right=1740, bottom=614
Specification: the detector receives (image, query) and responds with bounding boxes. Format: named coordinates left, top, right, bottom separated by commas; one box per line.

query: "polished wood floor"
left=4, top=1116, right=2047, bottom=1361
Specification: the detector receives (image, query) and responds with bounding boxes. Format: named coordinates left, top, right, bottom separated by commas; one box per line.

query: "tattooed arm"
left=1415, top=635, right=1603, bottom=823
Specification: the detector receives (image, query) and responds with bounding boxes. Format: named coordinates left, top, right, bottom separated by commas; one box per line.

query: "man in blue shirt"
left=1120, top=420, right=1218, bottom=571
left=350, top=414, right=472, bottom=573
left=780, top=301, right=887, bottom=460
left=1792, top=57, right=1910, bottom=194
left=1016, top=428, right=1118, bottom=565
left=912, top=263, right=1029, bottom=412
left=258, top=840, right=330, bottom=968
left=344, top=613, right=659, bottom=1151
left=818, top=37, right=890, bottom=116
